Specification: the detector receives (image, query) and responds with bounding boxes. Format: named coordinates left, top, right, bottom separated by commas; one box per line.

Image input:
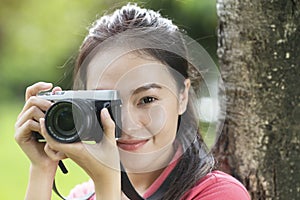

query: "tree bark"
left=214, top=0, right=300, bottom=199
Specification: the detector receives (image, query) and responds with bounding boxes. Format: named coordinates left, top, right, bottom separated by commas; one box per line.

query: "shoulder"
left=182, top=170, right=251, bottom=200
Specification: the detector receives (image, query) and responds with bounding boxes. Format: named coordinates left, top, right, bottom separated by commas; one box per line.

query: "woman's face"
left=86, top=51, right=190, bottom=172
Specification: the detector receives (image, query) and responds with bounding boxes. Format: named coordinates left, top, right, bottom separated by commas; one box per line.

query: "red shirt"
left=68, top=170, right=250, bottom=200
left=180, top=170, right=250, bottom=199
left=68, top=148, right=250, bottom=199
left=143, top=152, right=250, bottom=199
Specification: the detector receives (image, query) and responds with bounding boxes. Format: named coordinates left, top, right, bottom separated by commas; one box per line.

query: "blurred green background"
left=0, top=0, right=217, bottom=199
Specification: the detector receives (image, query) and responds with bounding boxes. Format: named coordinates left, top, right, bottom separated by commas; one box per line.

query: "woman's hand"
left=39, top=104, right=121, bottom=199
left=15, top=82, right=121, bottom=199
left=14, top=82, right=64, bottom=200
left=15, top=82, right=64, bottom=170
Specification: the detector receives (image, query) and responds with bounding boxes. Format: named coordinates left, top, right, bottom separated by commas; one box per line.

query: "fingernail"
left=39, top=118, right=45, bottom=124
left=42, top=82, right=52, bottom=88
left=102, top=108, right=110, bottom=119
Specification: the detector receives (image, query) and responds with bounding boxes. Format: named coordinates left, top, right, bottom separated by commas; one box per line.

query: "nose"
left=121, top=104, right=143, bottom=136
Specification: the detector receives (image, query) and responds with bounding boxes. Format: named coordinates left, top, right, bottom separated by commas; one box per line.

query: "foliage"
left=0, top=0, right=217, bottom=101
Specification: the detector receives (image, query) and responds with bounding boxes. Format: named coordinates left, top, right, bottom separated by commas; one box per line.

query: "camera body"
left=35, top=90, right=122, bottom=143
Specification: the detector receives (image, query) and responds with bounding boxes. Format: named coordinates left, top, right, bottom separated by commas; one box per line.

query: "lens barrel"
left=44, top=100, right=101, bottom=143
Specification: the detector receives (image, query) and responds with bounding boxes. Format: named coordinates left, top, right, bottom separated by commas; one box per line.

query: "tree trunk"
left=213, top=0, right=300, bottom=199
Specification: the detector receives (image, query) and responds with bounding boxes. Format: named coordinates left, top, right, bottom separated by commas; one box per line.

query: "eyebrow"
left=132, top=83, right=162, bottom=95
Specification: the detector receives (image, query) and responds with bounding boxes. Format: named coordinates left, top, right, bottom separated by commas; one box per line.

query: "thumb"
left=101, top=108, right=116, bottom=143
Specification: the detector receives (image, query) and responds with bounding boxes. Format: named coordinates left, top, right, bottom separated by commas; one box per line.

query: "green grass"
left=0, top=101, right=89, bottom=199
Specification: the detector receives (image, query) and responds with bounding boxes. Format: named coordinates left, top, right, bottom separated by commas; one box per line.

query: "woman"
left=15, top=4, right=250, bottom=200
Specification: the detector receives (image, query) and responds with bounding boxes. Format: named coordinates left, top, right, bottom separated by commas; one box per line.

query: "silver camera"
left=35, top=90, right=122, bottom=143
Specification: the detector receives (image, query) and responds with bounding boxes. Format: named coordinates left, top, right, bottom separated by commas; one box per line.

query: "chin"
left=119, top=144, right=174, bottom=173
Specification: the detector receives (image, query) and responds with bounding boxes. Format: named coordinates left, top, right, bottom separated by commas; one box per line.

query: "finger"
left=25, top=82, right=53, bottom=101
left=16, top=106, right=45, bottom=128
left=39, top=118, right=68, bottom=151
left=39, top=118, right=53, bottom=142
left=15, top=119, right=40, bottom=144
left=40, top=118, right=63, bottom=152
left=40, top=118, right=84, bottom=160
left=18, top=97, right=52, bottom=120
left=51, top=86, right=62, bottom=94
left=101, top=108, right=116, bottom=143
left=44, top=143, right=67, bottom=161
left=84, top=108, right=120, bottom=170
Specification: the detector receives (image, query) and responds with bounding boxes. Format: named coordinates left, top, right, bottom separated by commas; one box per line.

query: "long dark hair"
left=73, top=4, right=215, bottom=200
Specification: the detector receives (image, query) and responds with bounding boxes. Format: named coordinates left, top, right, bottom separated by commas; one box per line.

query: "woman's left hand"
left=39, top=108, right=121, bottom=198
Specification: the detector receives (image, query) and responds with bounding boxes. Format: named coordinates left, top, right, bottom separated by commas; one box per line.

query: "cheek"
left=143, top=102, right=178, bottom=138
left=144, top=105, right=167, bottom=135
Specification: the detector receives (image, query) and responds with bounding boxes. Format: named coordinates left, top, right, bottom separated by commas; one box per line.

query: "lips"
left=117, top=139, right=149, bottom=151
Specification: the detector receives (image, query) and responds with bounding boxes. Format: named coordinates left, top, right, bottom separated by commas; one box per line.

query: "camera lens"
left=45, top=101, right=82, bottom=143
left=44, top=100, right=102, bottom=143
left=55, top=106, right=75, bottom=134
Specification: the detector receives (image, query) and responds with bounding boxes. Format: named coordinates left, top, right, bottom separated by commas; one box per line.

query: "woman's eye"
left=138, top=97, right=157, bottom=105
